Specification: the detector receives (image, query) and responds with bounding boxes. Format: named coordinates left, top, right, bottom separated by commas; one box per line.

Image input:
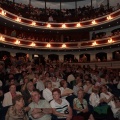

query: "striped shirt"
left=50, top=99, right=69, bottom=119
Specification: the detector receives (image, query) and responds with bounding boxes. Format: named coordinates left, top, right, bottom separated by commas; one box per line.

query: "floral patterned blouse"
left=5, top=106, right=29, bottom=120
left=73, top=98, right=88, bottom=114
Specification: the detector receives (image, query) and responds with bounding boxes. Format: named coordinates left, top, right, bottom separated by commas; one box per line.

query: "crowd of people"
left=0, top=24, right=120, bottom=43
left=0, top=55, right=120, bottom=120
left=92, top=29, right=120, bottom=40
left=0, top=0, right=120, bottom=22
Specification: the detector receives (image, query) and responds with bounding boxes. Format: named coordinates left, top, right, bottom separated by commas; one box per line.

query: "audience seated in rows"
left=0, top=55, right=120, bottom=120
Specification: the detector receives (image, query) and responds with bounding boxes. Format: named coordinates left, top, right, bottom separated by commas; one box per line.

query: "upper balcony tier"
left=0, top=1, right=120, bottom=30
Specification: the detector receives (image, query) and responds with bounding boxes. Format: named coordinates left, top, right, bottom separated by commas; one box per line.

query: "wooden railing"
left=0, top=33, right=120, bottom=50
left=68, top=61, right=120, bottom=69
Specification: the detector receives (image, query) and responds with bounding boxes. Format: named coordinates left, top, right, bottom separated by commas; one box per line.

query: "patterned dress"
left=5, top=106, right=29, bottom=120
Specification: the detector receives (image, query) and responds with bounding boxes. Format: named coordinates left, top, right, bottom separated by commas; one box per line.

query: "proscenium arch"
left=32, top=54, right=45, bottom=65
left=79, top=53, right=90, bottom=62
left=16, top=52, right=27, bottom=59
left=112, top=50, right=120, bottom=61
left=64, top=54, right=74, bottom=62
left=48, top=54, right=59, bottom=61
left=0, top=51, right=10, bottom=60
left=96, top=52, right=107, bottom=61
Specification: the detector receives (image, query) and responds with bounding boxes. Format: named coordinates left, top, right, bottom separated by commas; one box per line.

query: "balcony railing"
left=0, top=7, right=120, bottom=30
left=0, top=33, right=120, bottom=50
left=68, top=61, right=120, bottom=69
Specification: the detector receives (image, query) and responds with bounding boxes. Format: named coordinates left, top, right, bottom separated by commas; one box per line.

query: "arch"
left=48, top=54, right=59, bottom=61
left=64, top=54, right=74, bottom=62
left=79, top=54, right=90, bottom=62
left=96, top=52, right=107, bottom=62
left=16, top=52, right=27, bottom=59
left=112, top=50, right=120, bottom=61
left=32, top=54, right=45, bottom=65
left=0, top=51, right=10, bottom=60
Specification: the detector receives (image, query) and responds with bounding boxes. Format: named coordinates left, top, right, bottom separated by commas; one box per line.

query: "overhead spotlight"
left=0, top=10, right=6, bottom=16
left=15, top=40, right=20, bottom=44
left=62, top=24, right=66, bottom=28
left=30, top=42, right=36, bottom=46
left=47, top=24, right=51, bottom=28
left=62, top=43, right=66, bottom=48
left=0, top=36, right=5, bottom=41
left=108, top=38, right=114, bottom=43
left=76, top=23, right=81, bottom=27
left=107, top=15, right=112, bottom=20
left=46, top=43, right=51, bottom=47
left=92, top=41, right=97, bottom=46
left=31, top=21, right=36, bottom=26
left=92, top=20, right=97, bottom=25
left=15, top=17, right=21, bottom=22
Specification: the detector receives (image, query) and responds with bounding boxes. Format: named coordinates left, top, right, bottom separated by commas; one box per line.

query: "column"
left=107, top=0, right=109, bottom=10
left=43, top=54, right=48, bottom=61
left=45, top=0, right=46, bottom=13
left=75, top=0, right=77, bottom=16
left=90, top=53, right=96, bottom=62
left=107, top=52, right=112, bottom=61
left=91, top=0, right=93, bottom=9
left=59, top=55, right=64, bottom=62
left=27, top=53, right=32, bottom=61
left=29, top=0, right=31, bottom=14
left=11, top=52, right=16, bottom=57
left=60, top=0, right=61, bottom=11
left=13, top=0, right=15, bottom=4
left=29, top=0, right=31, bottom=5
left=74, top=54, right=79, bottom=61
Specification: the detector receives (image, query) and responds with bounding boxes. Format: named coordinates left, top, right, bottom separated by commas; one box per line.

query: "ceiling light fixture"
left=62, top=43, right=66, bottom=48
left=108, top=38, right=114, bottom=43
left=31, top=21, right=36, bottom=26
left=62, top=24, right=66, bottom=28
left=47, top=24, right=51, bottom=28
left=107, top=15, right=112, bottom=20
left=0, top=36, right=5, bottom=41
left=15, top=40, right=20, bottom=44
left=46, top=43, right=51, bottom=47
left=30, top=42, right=36, bottom=46
left=76, top=23, right=81, bottom=27
left=0, top=10, right=6, bottom=16
left=92, top=20, right=97, bottom=25
left=15, top=17, right=21, bottom=22
left=92, top=41, right=97, bottom=46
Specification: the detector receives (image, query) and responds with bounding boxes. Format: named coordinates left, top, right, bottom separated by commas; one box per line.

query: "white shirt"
left=67, top=74, right=75, bottom=83
left=100, top=92, right=120, bottom=114
left=117, top=81, right=120, bottom=89
left=0, top=80, right=2, bottom=87
left=2, top=91, right=21, bottom=107
left=43, top=88, right=53, bottom=102
left=36, top=80, right=45, bottom=91
left=83, top=85, right=93, bottom=94
left=59, top=87, right=73, bottom=99
left=73, top=85, right=82, bottom=96
left=50, top=99, right=69, bottom=119
left=52, top=81, right=60, bottom=89
left=89, top=92, right=100, bottom=107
